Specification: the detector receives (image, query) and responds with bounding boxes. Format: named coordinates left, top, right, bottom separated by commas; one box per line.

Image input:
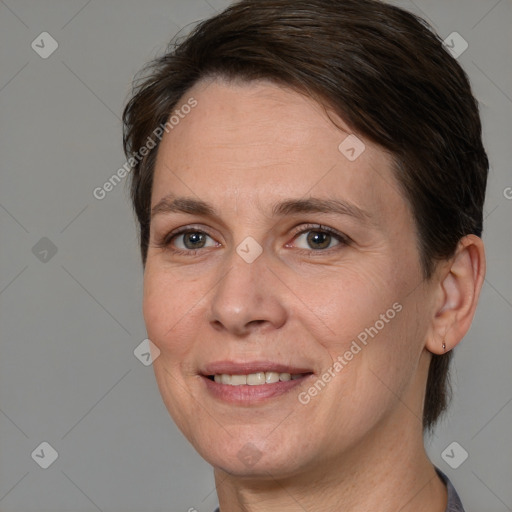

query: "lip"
left=200, top=360, right=314, bottom=405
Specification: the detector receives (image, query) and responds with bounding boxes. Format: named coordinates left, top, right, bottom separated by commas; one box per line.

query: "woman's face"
left=143, top=78, right=438, bottom=477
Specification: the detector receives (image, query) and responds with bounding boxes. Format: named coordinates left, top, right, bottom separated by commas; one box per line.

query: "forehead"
left=151, top=78, right=408, bottom=229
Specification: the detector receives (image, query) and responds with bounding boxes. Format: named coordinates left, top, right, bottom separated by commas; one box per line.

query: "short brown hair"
left=123, top=0, right=488, bottom=431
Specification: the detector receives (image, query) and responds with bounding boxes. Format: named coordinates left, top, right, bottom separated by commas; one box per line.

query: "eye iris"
left=307, top=231, right=330, bottom=249
left=184, top=232, right=206, bottom=249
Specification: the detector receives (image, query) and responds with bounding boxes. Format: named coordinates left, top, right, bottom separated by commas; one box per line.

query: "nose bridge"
left=208, top=241, right=286, bottom=334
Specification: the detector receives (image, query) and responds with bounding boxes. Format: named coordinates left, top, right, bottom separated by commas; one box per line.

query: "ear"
left=425, top=234, right=486, bottom=355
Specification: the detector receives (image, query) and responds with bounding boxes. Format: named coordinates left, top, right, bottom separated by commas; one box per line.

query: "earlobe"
left=426, top=234, right=486, bottom=355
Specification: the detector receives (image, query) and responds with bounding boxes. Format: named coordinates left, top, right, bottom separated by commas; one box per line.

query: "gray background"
left=0, top=0, right=510, bottom=511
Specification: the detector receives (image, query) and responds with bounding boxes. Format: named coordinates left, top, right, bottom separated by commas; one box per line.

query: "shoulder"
left=435, top=467, right=466, bottom=512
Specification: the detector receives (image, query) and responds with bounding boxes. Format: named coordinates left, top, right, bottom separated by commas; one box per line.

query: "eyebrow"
left=150, top=195, right=371, bottom=223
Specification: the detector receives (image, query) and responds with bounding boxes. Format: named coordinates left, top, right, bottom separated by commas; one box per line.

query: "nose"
left=207, top=245, right=287, bottom=337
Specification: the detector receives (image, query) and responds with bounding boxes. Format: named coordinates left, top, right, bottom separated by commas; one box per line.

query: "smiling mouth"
left=206, top=372, right=312, bottom=385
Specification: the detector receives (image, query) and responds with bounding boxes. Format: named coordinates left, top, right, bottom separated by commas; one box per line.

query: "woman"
left=123, top=1, right=487, bottom=510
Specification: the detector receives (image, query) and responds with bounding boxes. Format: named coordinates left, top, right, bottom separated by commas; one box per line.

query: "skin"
left=143, top=78, right=485, bottom=512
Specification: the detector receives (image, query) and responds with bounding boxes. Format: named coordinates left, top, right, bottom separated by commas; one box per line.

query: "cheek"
left=142, top=266, right=199, bottom=429
left=142, top=269, right=164, bottom=341
left=347, top=296, right=426, bottom=416
left=142, top=264, right=192, bottom=356
left=310, top=265, right=399, bottom=346
left=309, top=265, right=418, bottom=397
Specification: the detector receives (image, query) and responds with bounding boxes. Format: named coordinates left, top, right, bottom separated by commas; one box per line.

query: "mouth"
left=200, top=361, right=314, bottom=404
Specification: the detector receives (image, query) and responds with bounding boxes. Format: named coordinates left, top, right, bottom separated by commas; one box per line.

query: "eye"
left=290, top=225, right=348, bottom=251
left=156, top=227, right=219, bottom=254
left=174, top=230, right=216, bottom=250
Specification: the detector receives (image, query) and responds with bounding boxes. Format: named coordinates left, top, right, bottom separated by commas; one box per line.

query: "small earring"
left=442, top=341, right=446, bottom=351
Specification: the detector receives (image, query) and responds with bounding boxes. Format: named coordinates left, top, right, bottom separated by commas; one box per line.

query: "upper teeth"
left=213, top=372, right=305, bottom=386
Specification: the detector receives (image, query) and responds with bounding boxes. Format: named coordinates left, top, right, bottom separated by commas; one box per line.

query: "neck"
left=213, top=407, right=447, bottom=512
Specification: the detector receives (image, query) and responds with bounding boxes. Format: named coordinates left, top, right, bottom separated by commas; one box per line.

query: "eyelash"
left=155, top=223, right=350, bottom=257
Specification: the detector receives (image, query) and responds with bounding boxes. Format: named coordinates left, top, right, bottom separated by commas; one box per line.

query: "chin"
left=187, top=424, right=312, bottom=479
